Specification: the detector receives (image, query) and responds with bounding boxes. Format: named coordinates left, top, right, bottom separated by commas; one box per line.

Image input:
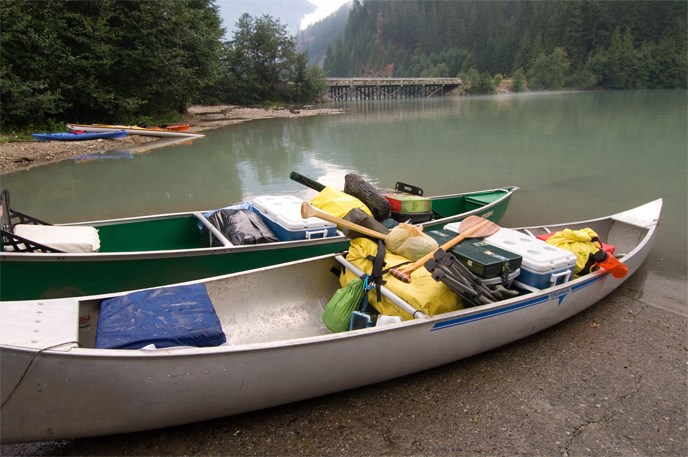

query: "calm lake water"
left=2, top=90, right=686, bottom=293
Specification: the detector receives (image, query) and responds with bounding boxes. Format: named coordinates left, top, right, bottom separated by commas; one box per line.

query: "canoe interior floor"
left=206, top=257, right=342, bottom=345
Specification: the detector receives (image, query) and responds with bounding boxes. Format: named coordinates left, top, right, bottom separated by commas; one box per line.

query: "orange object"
left=162, top=124, right=190, bottom=131
left=592, top=249, right=628, bottom=278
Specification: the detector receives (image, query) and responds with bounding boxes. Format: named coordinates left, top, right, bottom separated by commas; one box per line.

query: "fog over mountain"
left=297, top=2, right=350, bottom=67
left=217, top=0, right=316, bottom=37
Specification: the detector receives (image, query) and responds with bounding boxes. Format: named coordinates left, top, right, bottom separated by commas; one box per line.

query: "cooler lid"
left=485, top=228, right=577, bottom=272
left=444, top=224, right=576, bottom=273
left=252, top=195, right=336, bottom=230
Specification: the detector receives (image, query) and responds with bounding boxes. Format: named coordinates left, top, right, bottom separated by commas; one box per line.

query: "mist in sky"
left=217, top=0, right=349, bottom=37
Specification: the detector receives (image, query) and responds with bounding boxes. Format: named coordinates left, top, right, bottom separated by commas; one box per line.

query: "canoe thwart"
left=194, top=213, right=234, bottom=247
left=335, top=254, right=428, bottom=319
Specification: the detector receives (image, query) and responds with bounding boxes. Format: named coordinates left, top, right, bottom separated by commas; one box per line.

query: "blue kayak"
left=32, top=130, right=128, bottom=141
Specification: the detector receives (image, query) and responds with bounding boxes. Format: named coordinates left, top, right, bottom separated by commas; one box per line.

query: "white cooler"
left=252, top=195, right=337, bottom=241
left=445, top=224, right=577, bottom=289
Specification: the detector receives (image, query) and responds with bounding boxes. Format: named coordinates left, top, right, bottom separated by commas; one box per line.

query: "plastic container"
left=426, top=229, right=522, bottom=279
left=445, top=224, right=577, bottom=289
left=252, top=195, right=337, bottom=241
left=383, top=193, right=432, bottom=213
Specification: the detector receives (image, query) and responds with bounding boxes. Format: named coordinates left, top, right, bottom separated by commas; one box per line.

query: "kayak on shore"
left=32, top=130, right=128, bottom=141
left=66, top=123, right=203, bottom=138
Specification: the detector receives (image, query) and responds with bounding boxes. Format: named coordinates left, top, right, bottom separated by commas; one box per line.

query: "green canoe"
left=0, top=185, right=517, bottom=301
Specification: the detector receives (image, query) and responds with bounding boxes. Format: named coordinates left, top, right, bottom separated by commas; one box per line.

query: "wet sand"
left=2, top=268, right=686, bottom=456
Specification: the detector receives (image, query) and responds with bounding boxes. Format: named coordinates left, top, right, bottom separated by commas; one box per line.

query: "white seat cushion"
left=13, top=224, right=100, bottom=252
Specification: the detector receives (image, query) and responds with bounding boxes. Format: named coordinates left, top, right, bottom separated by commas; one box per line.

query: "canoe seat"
left=13, top=224, right=100, bottom=253
left=0, top=298, right=79, bottom=350
left=1, top=188, right=92, bottom=253
left=95, top=284, right=227, bottom=349
left=465, top=192, right=502, bottom=207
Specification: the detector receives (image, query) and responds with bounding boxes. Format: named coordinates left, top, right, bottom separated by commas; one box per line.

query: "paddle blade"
left=456, top=215, right=500, bottom=238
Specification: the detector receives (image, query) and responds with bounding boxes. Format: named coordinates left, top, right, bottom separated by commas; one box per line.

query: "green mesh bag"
left=322, top=277, right=365, bottom=333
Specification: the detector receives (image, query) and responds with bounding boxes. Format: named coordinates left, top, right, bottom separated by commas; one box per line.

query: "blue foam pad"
left=96, top=284, right=226, bottom=349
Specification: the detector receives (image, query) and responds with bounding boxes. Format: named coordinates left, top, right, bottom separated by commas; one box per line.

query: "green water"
left=2, top=90, right=686, bottom=289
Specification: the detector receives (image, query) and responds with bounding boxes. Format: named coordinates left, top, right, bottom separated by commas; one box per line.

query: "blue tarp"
left=95, top=284, right=226, bottom=349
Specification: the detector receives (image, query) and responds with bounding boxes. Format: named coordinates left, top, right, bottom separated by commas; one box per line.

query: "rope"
left=1, top=341, right=80, bottom=409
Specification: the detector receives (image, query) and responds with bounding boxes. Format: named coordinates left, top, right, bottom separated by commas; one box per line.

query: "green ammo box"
left=427, top=230, right=523, bottom=279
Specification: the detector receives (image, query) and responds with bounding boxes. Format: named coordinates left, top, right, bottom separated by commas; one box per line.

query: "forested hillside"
left=323, top=0, right=687, bottom=90
left=1, top=0, right=324, bottom=131
left=1, top=0, right=225, bottom=130
left=3, top=0, right=686, bottom=132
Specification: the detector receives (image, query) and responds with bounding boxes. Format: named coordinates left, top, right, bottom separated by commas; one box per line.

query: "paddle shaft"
left=300, top=202, right=387, bottom=240
left=290, top=172, right=326, bottom=192
left=390, top=219, right=496, bottom=283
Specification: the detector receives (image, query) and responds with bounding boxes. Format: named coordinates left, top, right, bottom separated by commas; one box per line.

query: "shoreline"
left=0, top=105, right=346, bottom=175
left=0, top=79, right=530, bottom=176
left=0, top=80, right=520, bottom=175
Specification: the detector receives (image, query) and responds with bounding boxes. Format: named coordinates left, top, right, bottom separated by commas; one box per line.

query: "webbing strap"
left=579, top=237, right=603, bottom=276
left=365, top=239, right=387, bottom=302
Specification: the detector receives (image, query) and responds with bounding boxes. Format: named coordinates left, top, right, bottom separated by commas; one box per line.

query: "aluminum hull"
left=0, top=199, right=661, bottom=443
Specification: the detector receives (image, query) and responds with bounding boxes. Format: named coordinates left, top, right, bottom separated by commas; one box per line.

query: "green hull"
left=0, top=187, right=516, bottom=300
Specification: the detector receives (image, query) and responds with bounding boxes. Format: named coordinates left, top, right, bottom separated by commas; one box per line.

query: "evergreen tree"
left=529, top=47, right=570, bottom=89
left=218, top=14, right=325, bottom=103
left=603, top=27, right=644, bottom=89
left=511, top=68, right=527, bottom=92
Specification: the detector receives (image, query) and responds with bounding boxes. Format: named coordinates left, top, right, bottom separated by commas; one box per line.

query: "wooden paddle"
left=389, top=216, right=501, bottom=283
left=301, top=202, right=388, bottom=240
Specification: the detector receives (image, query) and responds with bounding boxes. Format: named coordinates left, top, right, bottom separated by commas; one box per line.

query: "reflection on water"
left=72, top=150, right=134, bottom=163
left=2, top=90, right=686, bottom=282
left=70, top=137, right=202, bottom=163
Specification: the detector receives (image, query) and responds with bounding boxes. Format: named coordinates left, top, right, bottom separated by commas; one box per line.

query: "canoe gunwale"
left=0, top=186, right=518, bottom=262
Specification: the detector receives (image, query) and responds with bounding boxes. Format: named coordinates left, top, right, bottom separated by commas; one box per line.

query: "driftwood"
left=344, top=174, right=391, bottom=221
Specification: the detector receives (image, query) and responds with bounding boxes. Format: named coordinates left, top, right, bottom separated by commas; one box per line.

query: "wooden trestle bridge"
left=322, top=77, right=463, bottom=101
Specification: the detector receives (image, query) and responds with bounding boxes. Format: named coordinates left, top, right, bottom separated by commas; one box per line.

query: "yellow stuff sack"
left=310, top=186, right=373, bottom=219
left=545, top=228, right=600, bottom=276
left=340, top=237, right=462, bottom=320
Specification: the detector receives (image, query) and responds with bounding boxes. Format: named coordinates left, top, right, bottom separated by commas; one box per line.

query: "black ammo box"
left=426, top=229, right=523, bottom=279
